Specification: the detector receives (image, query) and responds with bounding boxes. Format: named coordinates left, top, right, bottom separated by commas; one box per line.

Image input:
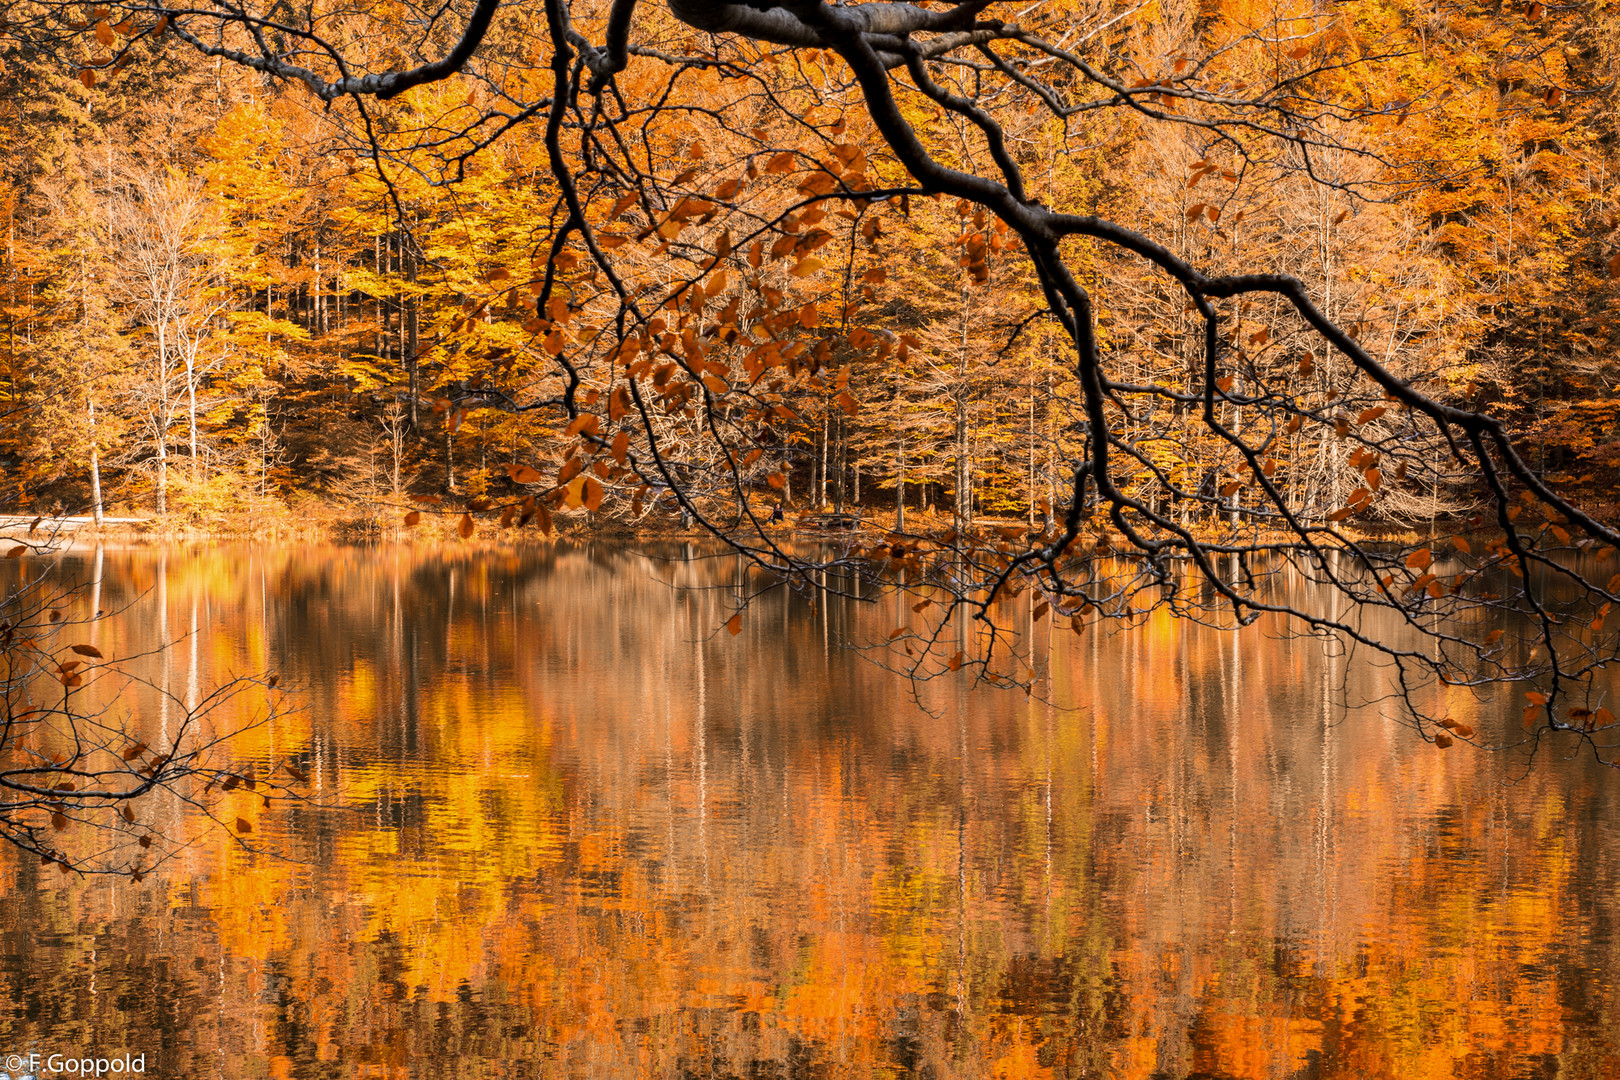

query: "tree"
left=5, top=0, right=1620, bottom=756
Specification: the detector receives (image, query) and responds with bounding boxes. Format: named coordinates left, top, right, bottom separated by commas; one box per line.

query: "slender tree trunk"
left=1028, top=363, right=1037, bottom=528
left=313, top=237, right=322, bottom=335
left=895, top=431, right=906, bottom=532
left=406, top=232, right=419, bottom=427
left=187, top=352, right=198, bottom=472
left=88, top=398, right=103, bottom=526
left=444, top=422, right=456, bottom=493
left=156, top=323, right=169, bottom=515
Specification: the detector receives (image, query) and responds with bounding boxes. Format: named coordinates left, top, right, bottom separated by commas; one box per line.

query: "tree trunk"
left=88, top=398, right=103, bottom=526
left=895, top=433, right=906, bottom=532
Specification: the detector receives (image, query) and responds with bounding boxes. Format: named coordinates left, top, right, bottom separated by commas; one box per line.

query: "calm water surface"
left=0, top=543, right=1616, bottom=1079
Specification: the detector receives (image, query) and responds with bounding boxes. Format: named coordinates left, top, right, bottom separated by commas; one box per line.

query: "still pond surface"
left=0, top=543, right=1617, bottom=1079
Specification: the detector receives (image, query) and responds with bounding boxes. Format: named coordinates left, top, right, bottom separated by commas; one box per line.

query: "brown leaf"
left=139, top=834, right=152, bottom=848
left=78, top=68, right=96, bottom=88
left=507, top=463, right=543, bottom=484
left=4, top=546, right=25, bottom=559
left=235, top=817, right=252, bottom=835
left=70, top=644, right=103, bottom=658
left=404, top=510, right=422, bottom=526
left=725, top=614, right=743, bottom=636
left=1405, top=547, right=1432, bottom=571
left=458, top=513, right=475, bottom=539
left=121, top=804, right=135, bottom=823
left=121, top=742, right=147, bottom=762
left=1434, top=732, right=1453, bottom=748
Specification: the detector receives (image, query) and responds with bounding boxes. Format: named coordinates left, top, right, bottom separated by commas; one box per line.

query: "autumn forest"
left=2, top=0, right=1615, bottom=533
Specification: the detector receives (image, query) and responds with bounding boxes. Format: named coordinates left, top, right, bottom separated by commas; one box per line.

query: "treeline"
left=0, top=0, right=1616, bottom=530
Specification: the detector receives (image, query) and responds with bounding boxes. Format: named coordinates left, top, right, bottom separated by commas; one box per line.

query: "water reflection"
left=0, top=542, right=1616, bottom=1079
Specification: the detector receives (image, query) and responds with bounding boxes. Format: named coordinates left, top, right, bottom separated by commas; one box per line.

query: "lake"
left=0, top=543, right=1616, bottom=1079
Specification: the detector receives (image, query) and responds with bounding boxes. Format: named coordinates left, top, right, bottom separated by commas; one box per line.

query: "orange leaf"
left=947, top=651, right=964, bottom=671
left=1356, top=406, right=1387, bottom=425
left=1451, top=535, right=1471, bottom=554
left=582, top=477, right=604, bottom=512
left=1525, top=691, right=1548, bottom=705
left=726, top=614, right=742, bottom=636
left=1405, top=547, right=1432, bottom=571
left=78, top=68, right=96, bottom=88
left=564, top=414, right=600, bottom=438
left=458, top=513, right=475, bottom=539
left=507, top=463, right=543, bottom=484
